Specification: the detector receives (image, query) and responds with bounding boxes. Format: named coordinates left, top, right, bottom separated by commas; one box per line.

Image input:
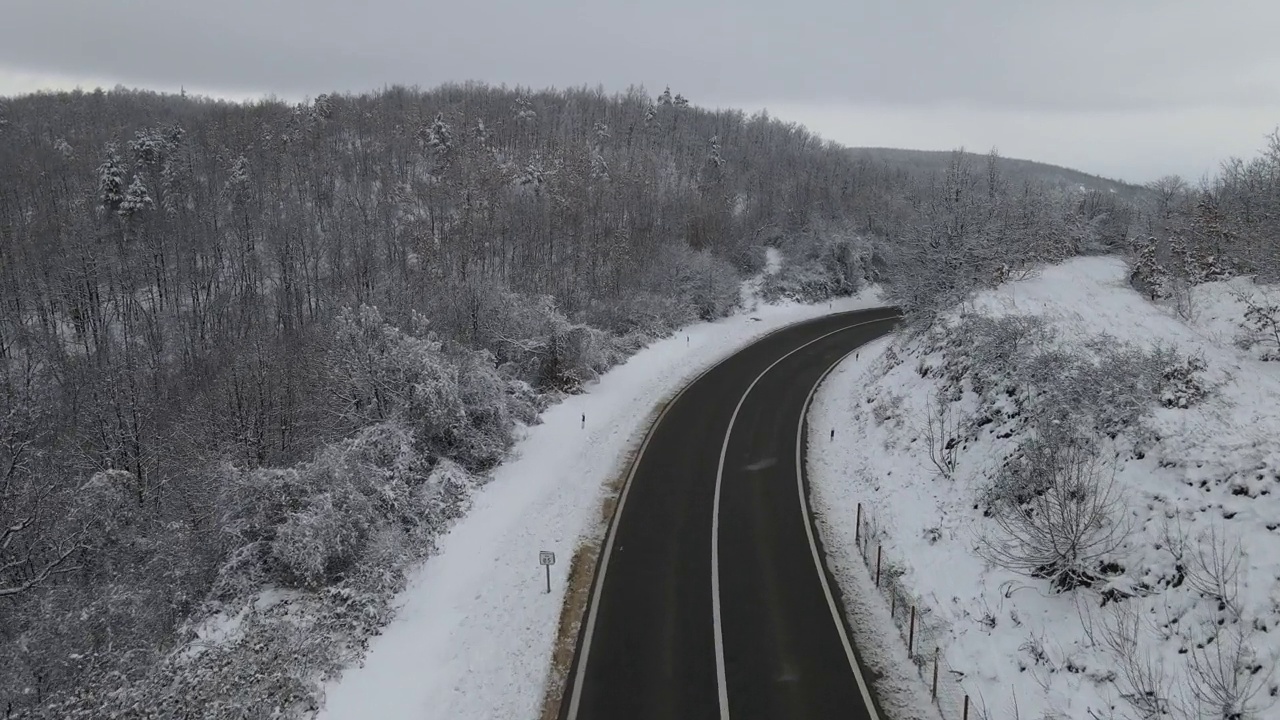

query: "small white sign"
left=539, top=551, right=556, bottom=566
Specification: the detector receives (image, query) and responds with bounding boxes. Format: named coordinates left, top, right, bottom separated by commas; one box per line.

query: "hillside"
left=0, top=82, right=1142, bottom=718
left=849, top=146, right=1152, bottom=204
left=810, top=258, right=1280, bottom=719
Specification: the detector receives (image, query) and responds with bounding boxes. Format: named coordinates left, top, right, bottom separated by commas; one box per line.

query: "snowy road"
left=560, top=308, right=899, bottom=720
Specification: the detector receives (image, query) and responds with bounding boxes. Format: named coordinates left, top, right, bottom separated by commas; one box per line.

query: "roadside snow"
left=315, top=275, right=884, bottom=720
left=809, top=257, right=1280, bottom=720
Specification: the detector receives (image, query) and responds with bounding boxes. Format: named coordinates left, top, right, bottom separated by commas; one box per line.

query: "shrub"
left=271, top=485, right=374, bottom=588
left=980, top=432, right=1130, bottom=592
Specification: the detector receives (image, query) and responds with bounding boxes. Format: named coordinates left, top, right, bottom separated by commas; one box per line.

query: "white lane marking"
left=565, top=310, right=891, bottom=720
left=712, top=316, right=899, bottom=719
left=796, top=345, right=884, bottom=718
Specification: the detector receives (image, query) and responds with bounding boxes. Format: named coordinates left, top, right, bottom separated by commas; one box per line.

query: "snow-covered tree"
left=707, top=135, right=724, bottom=168
left=424, top=112, right=453, bottom=154
left=657, top=86, right=673, bottom=106
left=224, top=154, right=251, bottom=205
left=129, top=128, right=168, bottom=166
left=313, top=93, right=333, bottom=120
left=117, top=175, right=154, bottom=217
left=97, top=143, right=126, bottom=211
left=513, top=96, right=537, bottom=122
left=1129, top=237, right=1169, bottom=300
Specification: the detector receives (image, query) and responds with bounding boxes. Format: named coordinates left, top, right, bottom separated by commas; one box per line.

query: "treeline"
left=0, top=84, right=1132, bottom=717
left=1129, top=132, right=1280, bottom=302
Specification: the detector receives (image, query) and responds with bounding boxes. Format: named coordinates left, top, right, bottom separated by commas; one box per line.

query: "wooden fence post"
left=963, top=694, right=969, bottom=720
left=890, top=591, right=896, bottom=618
left=908, top=605, right=916, bottom=658
left=875, top=545, right=882, bottom=587
left=931, top=647, right=939, bottom=700
left=855, top=503, right=862, bottom=544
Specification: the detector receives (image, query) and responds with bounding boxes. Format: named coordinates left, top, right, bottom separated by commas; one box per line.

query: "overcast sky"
left=3, top=0, right=1278, bottom=183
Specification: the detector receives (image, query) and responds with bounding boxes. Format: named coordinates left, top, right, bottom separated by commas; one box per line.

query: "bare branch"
left=0, top=541, right=81, bottom=599
left=923, top=391, right=961, bottom=479
left=1184, top=625, right=1273, bottom=720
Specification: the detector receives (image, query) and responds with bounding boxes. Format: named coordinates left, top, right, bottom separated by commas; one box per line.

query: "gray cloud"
left=4, top=0, right=1278, bottom=110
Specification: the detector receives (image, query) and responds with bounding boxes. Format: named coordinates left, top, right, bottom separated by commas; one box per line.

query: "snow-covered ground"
left=739, top=246, right=784, bottom=311
left=315, top=261, right=885, bottom=720
left=809, top=257, right=1280, bottom=720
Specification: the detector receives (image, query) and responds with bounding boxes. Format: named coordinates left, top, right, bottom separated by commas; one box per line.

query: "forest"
left=2, top=82, right=1269, bottom=717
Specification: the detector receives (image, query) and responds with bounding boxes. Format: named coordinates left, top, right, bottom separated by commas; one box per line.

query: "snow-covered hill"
left=809, top=257, right=1280, bottom=719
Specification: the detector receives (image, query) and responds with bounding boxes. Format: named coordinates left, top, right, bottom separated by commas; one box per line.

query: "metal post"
left=931, top=647, right=940, bottom=700
left=963, top=694, right=970, bottom=720
left=855, top=503, right=862, bottom=544
left=890, top=591, right=896, bottom=618
left=545, top=564, right=551, bottom=594
left=908, top=605, right=916, bottom=657
left=875, top=545, right=882, bottom=587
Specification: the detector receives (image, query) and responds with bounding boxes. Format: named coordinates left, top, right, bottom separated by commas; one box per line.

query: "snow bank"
left=316, top=278, right=885, bottom=720
left=809, top=257, right=1280, bottom=720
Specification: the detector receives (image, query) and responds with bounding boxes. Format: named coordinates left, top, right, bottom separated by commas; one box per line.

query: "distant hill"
left=847, top=147, right=1151, bottom=204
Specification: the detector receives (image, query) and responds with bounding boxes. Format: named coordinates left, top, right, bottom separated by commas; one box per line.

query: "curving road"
left=558, top=308, right=900, bottom=720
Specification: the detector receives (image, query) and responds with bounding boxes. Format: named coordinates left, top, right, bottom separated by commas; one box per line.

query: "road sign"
left=540, top=550, right=555, bottom=593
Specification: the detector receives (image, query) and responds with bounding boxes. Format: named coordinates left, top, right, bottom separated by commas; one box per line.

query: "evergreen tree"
left=96, top=143, right=126, bottom=212
left=1130, top=237, right=1169, bottom=300
left=117, top=175, right=154, bottom=217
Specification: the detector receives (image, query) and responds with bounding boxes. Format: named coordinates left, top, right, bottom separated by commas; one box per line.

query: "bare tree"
left=1100, top=599, right=1179, bottom=719
left=1186, top=522, right=1243, bottom=619
left=1184, top=625, right=1273, bottom=720
left=1148, top=175, right=1189, bottom=220
left=980, top=434, right=1130, bottom=591
left=923, top=391, right=962, bottom=479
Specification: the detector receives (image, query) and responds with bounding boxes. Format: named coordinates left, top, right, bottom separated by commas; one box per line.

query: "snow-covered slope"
left=809, top=257, right=1280, bottom=720
left=315, top=265, right=884, bottom=720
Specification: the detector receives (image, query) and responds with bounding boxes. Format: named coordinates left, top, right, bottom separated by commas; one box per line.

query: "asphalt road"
left=559, top=308, right=900, bottom=720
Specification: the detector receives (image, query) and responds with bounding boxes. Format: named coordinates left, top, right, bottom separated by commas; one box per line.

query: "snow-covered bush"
left=1234, top=289, right=1280, bottom=361
left=979, top=432, right=1130, bottom=592
left=328, top=304, right=462, bottom=428
left=328, top=304, right=543, bottom=468
left=668, top=245, right=744, bottom=321
left=539, top=322, right=621, bottom=393
left=762, top=226, right=870, bottom=303
left=1160, top=353, right=1208, bottom=408
left=1128, top=237, right=1170, bottom=300
left=595, top=290, right=699, bottom=338
left=418, top=458, right=478, bottom=523
left=216, top=420, right=439, bottom=592
left=935, top=314, right=1207, bottom=441
left=468, top=291, right=625, bottom=394
left=453, top=351, right=535, bottom=468
left=271, top=485, right=375, bottom=589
